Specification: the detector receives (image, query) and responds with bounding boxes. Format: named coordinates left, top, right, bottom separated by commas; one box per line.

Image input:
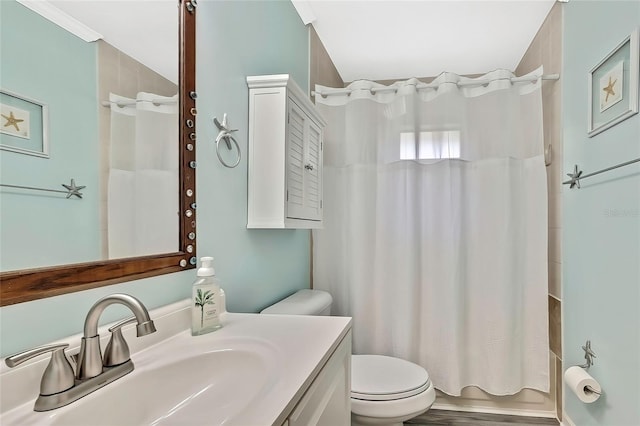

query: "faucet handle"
left=103, top=317, right=136, bottom=367
left=5, top=343, right=75, bottom=395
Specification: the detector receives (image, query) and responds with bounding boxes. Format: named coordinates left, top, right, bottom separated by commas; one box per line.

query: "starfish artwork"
left=602, top=76, right=617, bottom=102
left=1, top=111, right=24, bottom=131
left=598, top=61, right=624, bottom=113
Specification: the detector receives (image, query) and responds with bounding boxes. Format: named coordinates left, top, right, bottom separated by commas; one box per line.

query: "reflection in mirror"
left=99, top=56, right=178, bottom=261
left=0, top=0, right=197, bottom=305
left=0, top=0, right=178, bottom=270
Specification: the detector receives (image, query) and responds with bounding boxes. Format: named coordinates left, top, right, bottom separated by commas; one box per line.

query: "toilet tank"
left=260, top=289, right=332, bottom=316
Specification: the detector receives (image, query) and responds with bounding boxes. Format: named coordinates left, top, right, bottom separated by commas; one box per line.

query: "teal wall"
left=0, top=0, right=310, bottom=356
left=196, top=0, right=310, bottom=314
left=0, top=1, right=100, bottom=270
left=562, top=2, right=640, bottom=425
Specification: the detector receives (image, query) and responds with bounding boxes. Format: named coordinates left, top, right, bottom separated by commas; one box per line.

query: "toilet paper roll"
left=564, top=366, right=602, bottom=403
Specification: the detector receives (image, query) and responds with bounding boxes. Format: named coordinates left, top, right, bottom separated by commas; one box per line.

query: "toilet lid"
left=351, top=355, right=431, bottom=401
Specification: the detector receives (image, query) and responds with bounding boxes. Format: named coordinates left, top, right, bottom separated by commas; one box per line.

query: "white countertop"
left=0, top=299, right=352, bottom=426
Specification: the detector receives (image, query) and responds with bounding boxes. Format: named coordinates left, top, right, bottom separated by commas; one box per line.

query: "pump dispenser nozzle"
left=197, top=257, right=215, bottom=276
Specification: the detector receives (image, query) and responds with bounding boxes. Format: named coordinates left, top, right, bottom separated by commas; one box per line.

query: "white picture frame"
left=0, top=89, right=50, bottom=158
left=587, top=28, right=639, bottom=137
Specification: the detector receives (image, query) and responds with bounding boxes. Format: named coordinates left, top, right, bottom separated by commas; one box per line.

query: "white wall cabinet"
left=247, top=75, right=326, bottom=229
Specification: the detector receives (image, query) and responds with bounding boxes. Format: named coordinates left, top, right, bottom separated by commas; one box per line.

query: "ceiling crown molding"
left=16, top=0, right=102, bottom=42
left=291, top=0, right=316, bottom=25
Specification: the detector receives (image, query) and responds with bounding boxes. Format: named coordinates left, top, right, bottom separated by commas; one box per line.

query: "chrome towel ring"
left=213, top=113, right=241, bottom=168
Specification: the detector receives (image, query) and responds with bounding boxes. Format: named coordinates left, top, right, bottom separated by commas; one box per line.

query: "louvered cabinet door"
left=304, top=120, right=322, bottom=221
left=286, top=100, right=323, bottom=222
left=286, top=101, right=307, bottom=220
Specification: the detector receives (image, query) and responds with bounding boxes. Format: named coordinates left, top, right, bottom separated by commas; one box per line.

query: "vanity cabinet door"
left=288, top=330, right=351, bottom=426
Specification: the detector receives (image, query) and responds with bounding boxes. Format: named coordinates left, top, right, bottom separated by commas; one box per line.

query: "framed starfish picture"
left=0, top=89, right=49, bottom=157
left=588, top=28, right=639, bottom=137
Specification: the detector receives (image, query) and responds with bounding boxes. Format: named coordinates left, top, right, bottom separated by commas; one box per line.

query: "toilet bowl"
left=261, top=289, right=435, bottom=426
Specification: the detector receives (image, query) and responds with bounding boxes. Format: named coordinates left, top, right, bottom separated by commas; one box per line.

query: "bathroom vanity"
left=0, top=299, right=352, bottom=425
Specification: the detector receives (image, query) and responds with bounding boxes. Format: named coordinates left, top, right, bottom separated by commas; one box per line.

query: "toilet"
left=261, top=289, right=436, bottom=426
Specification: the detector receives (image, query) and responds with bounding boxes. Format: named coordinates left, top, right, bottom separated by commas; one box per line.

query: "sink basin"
left=55, top=344, right=277, bottom=425
left=5, top=333, right=281, bottom=426
left=1, top=306, right=352, bottom=426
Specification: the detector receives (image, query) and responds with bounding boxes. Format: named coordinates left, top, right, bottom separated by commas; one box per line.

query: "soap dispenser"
left=191, top=256, right=222, bottom=336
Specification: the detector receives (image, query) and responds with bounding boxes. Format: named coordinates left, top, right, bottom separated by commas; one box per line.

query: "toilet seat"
left=351, top=355, right=431, bottom=401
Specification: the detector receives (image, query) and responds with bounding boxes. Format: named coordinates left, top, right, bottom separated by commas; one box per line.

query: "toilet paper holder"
left=577, top=340, right=596, bottom=369
left=584, top=385, right=602, bottom=396
left=576, top=340, right=602, bottom=395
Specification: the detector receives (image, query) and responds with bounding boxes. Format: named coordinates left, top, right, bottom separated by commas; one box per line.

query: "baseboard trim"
left=427, top=402, right=557, bottom=420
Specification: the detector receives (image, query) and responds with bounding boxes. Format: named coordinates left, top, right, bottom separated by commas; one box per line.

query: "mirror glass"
left=0, top=0, right=179, bottom=272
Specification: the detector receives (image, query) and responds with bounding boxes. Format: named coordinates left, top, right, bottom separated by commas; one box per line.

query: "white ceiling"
left=27, top=0, right=555, bottom=86
left=294, top=0, right=556, bottom=82
left=22, top=0, right=178, bottom=84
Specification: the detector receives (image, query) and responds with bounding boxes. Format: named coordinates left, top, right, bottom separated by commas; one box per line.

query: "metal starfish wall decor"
left=62, top=179, right=86, bottom=199
left=566, top=165, right=583, bottom=189
left=563, top=158, right=640, bottom=189
left=0, top=178, right=85, bottom=199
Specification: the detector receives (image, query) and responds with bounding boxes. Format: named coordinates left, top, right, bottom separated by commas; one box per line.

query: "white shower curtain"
left=108, top=92, right=178, bottom=259
left=313, top=68, right=549, bottom=396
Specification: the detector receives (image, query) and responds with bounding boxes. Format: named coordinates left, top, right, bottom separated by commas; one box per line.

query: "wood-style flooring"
left=406, top=409, right=560, bottom=426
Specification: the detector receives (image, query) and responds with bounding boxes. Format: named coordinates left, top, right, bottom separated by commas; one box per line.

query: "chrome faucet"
left=4, top=293, right=156, bottom=411
left=76, top=293, right=156, bottom=379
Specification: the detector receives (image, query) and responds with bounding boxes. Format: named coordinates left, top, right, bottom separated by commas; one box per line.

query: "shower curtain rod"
left=312, top=73, right=560, bottom=98
left=100, top=98, right=177, bottom=108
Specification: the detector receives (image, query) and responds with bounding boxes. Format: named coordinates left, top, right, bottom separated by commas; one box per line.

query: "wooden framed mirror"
left=0, top=0, right=197, bottom=306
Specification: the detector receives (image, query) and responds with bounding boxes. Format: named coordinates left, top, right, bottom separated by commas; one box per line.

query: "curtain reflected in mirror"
left=106, top=92, right=178, bottom=259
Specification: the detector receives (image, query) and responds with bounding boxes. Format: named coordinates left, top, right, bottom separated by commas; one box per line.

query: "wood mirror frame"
left=0, top=0, right=197, bottom=306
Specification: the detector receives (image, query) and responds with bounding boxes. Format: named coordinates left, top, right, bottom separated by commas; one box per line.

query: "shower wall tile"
left=310, top=25, right=345, bottom=92
left=152, top=73, right=178, bottom=97
left=543, top=5, right=563, bottom=76
left=555, top=355, right=563, bottom=421
left=549, top=295, right=562, bottom=357
left=546, top=88, right=563, bottom=198
left=548, top=193, right=562, bottom=229
left=546, top=164, right=556, bottom=195
left=98, top=105, right=111, bottom=258
left=309, top=25, right=344, bottom=288
left=518, top=4, right=563, bottom=419
left=549, top=261, right=562, bottom=300
left=517, top=35, right=541, bottom=75
left=99, top=42, right=119, bottom=101
left=549, top=227, right=562, bottom=264
left=118, top=53, right=140, bottom=99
